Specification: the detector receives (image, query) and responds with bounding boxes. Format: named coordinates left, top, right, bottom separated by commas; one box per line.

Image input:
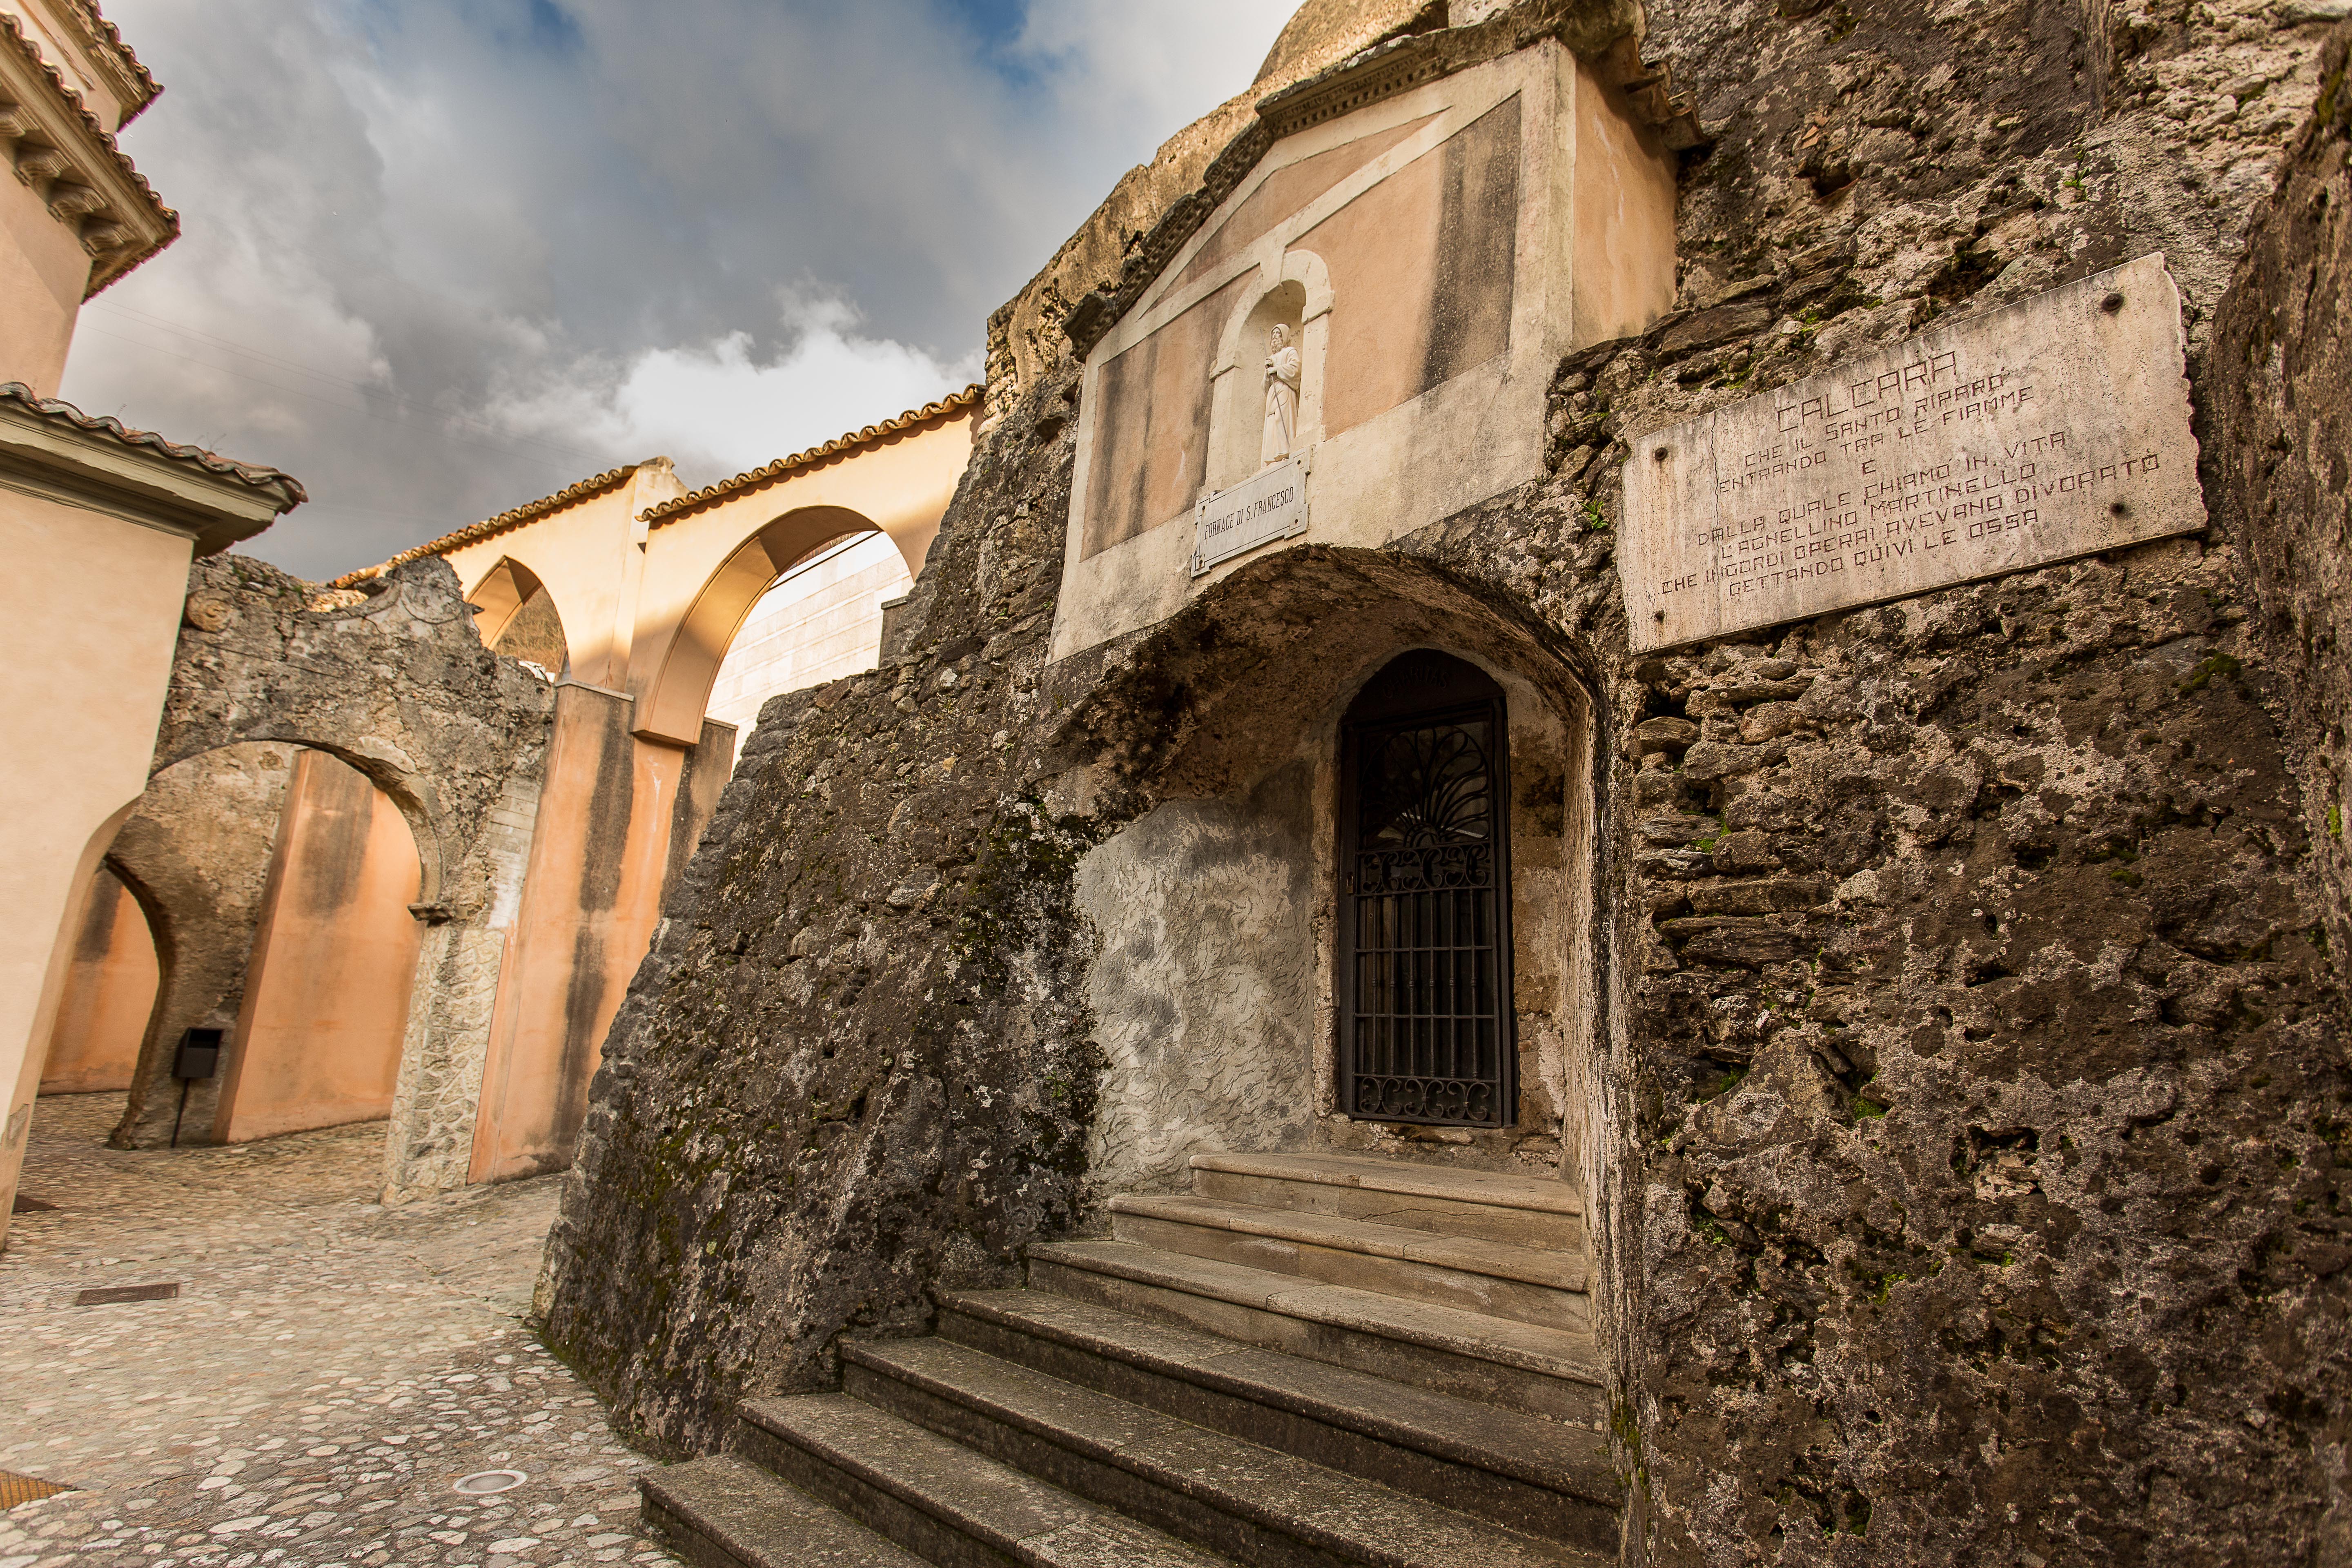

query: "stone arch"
left=154, top=554, right=554, bottom=1196
left=1057, top=545, right=1610, bottom=1203
left=632, top=504, right=885, bottom=746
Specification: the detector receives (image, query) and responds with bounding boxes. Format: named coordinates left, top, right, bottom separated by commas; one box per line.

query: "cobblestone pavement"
left=0, top=1094, right=682, bottom=1568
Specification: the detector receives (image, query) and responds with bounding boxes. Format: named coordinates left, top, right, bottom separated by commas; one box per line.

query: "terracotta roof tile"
left=0, top=8, right=178, bottom=296
left=330, top=384, right=983, bottom=589
left=63, top=0, right=160, bottom=123
left=0, top=381, right=305, bottom=505
left=327, top=461, right=657, bottom=588
left=640, top=385, right=981, bottom=528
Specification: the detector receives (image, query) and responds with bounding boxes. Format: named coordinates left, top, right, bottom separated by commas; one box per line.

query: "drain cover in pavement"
left=75, top=1283, right=180, bottom=1306
left=10, top=1194, right=54, bottom=1212
left=0, top=1471, right=70, bottom=1509
left=454, top=1470, right=527, bottom=1495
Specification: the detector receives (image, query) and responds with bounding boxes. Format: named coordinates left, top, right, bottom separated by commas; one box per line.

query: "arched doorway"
left=40, top=866, right=159, bottom=1096
left=1061, top=548, right=1606, bottom=1201
left=1338, top=650, right=1515, bottom=1129
left=107, top=743, right=426, bottom=1149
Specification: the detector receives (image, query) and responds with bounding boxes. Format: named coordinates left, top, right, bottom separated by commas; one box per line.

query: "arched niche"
left=633, top=504, right=881, bottom=746
left=1206, top=252, right=1334, bottom=496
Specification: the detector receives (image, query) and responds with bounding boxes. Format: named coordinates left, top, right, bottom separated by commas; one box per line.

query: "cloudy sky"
left=64, top=0, right=1294, bottom=580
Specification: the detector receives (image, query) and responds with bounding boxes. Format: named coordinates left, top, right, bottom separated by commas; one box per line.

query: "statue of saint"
left=1261, top=322, right=1301, bottom=467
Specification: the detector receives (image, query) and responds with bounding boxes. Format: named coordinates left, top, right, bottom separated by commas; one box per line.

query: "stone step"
left=1188, top=1152, right=1586, bottom=1253
left=640, top=1454, right=927, bottom=1568
left=1027, top=1241, right=1604, bottom=1427
left=936, top=1288, right=1620, bottom=1550
left=1110, top=1193, right=1589, bottom=1333
left=842, top=1336, right=1613, bottom=1568
left=735, top=1392, right=1234, bottom=1568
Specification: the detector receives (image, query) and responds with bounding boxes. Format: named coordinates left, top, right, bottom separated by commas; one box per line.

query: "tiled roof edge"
left=62, top=0, right=160, bottom=123
left=0, top=381, right=305, bottom=503
left=639, top=385, right=981, bottom=528
left=0, top=9, right=178, bottom=296
left=326, top=459, right=658, bottom=588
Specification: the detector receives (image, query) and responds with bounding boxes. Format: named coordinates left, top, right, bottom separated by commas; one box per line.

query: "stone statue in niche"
left=1262, top=322, right=1301, bottom=466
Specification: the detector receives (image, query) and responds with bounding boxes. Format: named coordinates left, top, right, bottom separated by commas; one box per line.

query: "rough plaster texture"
left=1075, top=771, right=1320, bottom=1200
left=107, top=743, right=295, bottom=1149
left=39, top=865, right=156, bottom=1094
left=545, top=1, right=2352, bottom=1561
left=157, top=555, right=553, bottom=1201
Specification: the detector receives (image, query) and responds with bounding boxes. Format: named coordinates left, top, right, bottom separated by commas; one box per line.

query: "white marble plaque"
left=1192, top=452, right=1309, bottom=576
left=1619, top=255, right=2205, bottom=653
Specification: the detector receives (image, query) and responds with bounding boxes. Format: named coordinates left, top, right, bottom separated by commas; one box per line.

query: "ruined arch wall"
left=162, top=555, right=555, bottom=1196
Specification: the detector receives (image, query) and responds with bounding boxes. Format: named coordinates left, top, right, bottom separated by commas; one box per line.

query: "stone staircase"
left=640, top=1150, right=1621, bottom=1568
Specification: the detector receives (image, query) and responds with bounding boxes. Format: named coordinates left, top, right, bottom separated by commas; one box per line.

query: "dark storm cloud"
left=63, top=0, right=1288, bottom=578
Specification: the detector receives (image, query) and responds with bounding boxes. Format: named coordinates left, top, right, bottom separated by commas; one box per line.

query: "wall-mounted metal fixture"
left=169, top=1028, right=224, bottom=1147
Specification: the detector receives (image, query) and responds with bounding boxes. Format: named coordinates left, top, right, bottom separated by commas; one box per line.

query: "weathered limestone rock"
left=543, top=1, right=2352, bottom=1562
left=2210, top=20, right=2352, bottom=966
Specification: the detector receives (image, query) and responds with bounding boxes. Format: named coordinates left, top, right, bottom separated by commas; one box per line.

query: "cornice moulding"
left=0, top=7, right=173, bottom=295
left=47, top=0, right=160, bottom=125
left=330, top=461, right=658, bottom=588
left=0, top=397, right=298, bottom=554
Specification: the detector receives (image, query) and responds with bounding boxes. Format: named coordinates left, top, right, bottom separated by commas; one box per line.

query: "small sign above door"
left=1192, top=452, right=1309, bottom=577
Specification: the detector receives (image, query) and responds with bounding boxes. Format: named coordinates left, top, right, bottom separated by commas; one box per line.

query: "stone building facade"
left=539, top=0, right=2352, bottom=1562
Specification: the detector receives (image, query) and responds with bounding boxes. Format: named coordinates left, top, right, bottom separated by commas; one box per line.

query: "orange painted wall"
left=215, top=751, right=424, bottom=1143
left=39, top=866, right=157, bottom=1094
left=468, top=684, right=733, bottom=1184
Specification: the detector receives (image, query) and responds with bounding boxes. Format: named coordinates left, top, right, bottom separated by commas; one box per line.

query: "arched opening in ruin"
left=637, top=505, right=913, bottom=748
left=1062, top=545, right=1607, bottom=1204
left=101, top=742, right=427, bottom=1151
left=469, top=556, right=572, bottom=679
left=40, top=864, right=160, bottom=1096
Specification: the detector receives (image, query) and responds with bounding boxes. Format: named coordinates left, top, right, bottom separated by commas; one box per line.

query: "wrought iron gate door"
left=1339, top=653, right=1514, bottom=1128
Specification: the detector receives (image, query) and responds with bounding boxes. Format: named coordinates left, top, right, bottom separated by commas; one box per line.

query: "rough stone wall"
left=1574, top=0, right=2349, bottom=1557
left=107, top=743, right=295, bottom=1147
left=159, top=555, right=554, bottom=1198
left=2210, top=20, right=2352, bottom=966
left=544, top=1, right=2352, bottom=1561
left=539, top=371, right=1100, bottom=1453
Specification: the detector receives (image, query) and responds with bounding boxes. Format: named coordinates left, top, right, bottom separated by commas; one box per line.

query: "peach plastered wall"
left=1054, top=42, right=1678, bottom=662
left=0, top=489, right=196, bottom=1225
left=214, top=750, right=424, bottom=1144
left=39, top=865, right=156, bottom=1094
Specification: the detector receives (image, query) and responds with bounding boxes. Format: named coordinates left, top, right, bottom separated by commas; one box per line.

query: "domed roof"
left=1253, top=0, right=1439, bottom=88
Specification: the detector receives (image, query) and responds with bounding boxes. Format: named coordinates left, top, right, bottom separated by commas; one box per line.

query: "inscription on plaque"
left=1193, top=452, right=1309, bottom=576
left=1619, top=255, right=2205, bottom=653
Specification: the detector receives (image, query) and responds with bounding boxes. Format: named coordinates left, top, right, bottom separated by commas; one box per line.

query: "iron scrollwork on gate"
left=1340, top=668, right=1514, bottom=1129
